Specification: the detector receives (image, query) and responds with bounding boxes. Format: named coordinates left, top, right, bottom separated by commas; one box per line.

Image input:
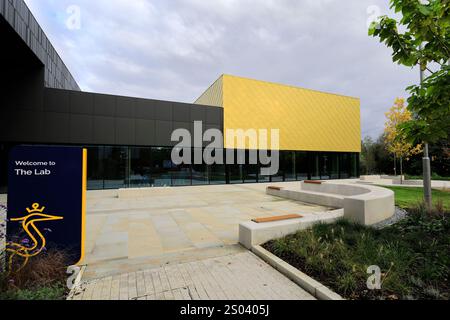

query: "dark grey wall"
left=0, top=0, right=79, bottom=91
left=0, top=88, right=223, bottom=147
left=0, top=0, right=223, bottom=148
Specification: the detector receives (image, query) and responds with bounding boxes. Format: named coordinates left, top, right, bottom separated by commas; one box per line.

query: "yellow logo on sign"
left=6, top=203, right=63, bottom=273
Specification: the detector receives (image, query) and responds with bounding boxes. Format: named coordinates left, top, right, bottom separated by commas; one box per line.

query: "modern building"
left=0, top=0, right=360, bottom=193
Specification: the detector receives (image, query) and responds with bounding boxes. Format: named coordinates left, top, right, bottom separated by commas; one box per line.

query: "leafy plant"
left=369, top=0, right=450, bottom=145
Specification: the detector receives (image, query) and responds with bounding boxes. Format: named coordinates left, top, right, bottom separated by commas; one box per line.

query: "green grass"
left=264, top=213, right=450, bottom=300
left=406, top=174, right=450, bottom=181
left=0, top=284, right=66, bottom=300
left=381, top=186, right=450, bottom=210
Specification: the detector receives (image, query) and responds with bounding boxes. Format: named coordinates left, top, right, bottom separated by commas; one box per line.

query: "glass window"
left=320, top=153, right=330, bottom=180
left=151, top=147, right=173, bottom=187
left=270, top=150, right=284, bottom=182
left=228, top=164, right=243, bottom=184
left=339, top=153, right=350, bottom=179
left=227, top=150, right=243, bottom=184
left=296, top=152, right=309, bottom=180
left=103, top=146, right=128, bottom=189
left=170, top=148, right=191, bottom=186
left=258, top=150, right=271, bottom=183
left=243, top=164, right=258, bottom=183
left=329, top=153, right=340, bottom=179
left=86, top=146, right=104, bottom=190
left=350, top=153, right=359, bottom=178
left=192, top=148, right=208, bottom=185
left=243, top=150, right=258, bottom=183
left=210, top=163, right=226, bottom=184
left=130, top=147, right=152, bottom=187
left=207, top=148, right=226, bottom=185
left=282, top=151, right=296, bottom=181
left=310, top=153, right=320, bottom=180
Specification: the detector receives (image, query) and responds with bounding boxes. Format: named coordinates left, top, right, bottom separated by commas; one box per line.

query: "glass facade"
left=0, top=143, right=360, bottom=192
left=82, top=146, right=359, bottom=190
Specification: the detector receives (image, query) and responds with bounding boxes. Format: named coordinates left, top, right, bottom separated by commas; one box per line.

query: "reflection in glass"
left=320, top=153, right=330, bottom=180
left=329, top=153, right=340, bottom=179
left=340, top=153, right=350, bottom=179
left=243, top=150, right=258, bottom=183
left=310, top=153, right=320, bottom=180
left=257, top=150, right=270, bottom=183
left=130, top=147, right=152, bottom=187
left=210, top=163, right=226, bottom=184
left=192, top=148, right=208, bottom=186
left=103, top=146, right=128, bottom=189
left=151, top=147, right=172, bottom=187
left=86, top=146, right=104, bottom=190
left=282, top=151, right=296, bottom=181
left=350, top=153, right=359, bottom=178
left=296, top=152, right=309, bottom=180
left=170, top=148, right=191, bottom=186
left=80, top=146, right=360, bottom=190
left=207, top=148, right=226, bottom=184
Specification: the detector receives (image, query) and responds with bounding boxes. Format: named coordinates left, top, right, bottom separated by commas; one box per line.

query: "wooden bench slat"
left=304, top=180, right=323, bottom=185
left=252, top=214, right=303, bottom=223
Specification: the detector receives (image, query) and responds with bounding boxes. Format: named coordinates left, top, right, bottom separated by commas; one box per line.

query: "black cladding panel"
left=9, top=88, right=225, bottom=147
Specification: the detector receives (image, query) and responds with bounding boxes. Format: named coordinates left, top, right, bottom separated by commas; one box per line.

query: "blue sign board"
left=7, top=145, right=87, bottom=268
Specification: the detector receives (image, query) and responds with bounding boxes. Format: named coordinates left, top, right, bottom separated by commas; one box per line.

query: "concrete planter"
left=251, top=246, right=343, bottom=300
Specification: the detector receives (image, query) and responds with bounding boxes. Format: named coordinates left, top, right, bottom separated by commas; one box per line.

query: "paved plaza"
left=83, top=182, right=331, bottom=279
left=69, top=250, right=315, bottom=300
left=2, top=182, right=330, bottom=300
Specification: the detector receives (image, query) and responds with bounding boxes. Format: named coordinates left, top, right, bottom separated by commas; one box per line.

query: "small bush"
left=0, top=284, right=66, bottom=300
left=0, top=249, right=69, bottom=300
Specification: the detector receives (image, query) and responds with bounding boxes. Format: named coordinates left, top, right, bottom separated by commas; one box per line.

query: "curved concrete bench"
left=267, top=181, right=395, bottom=226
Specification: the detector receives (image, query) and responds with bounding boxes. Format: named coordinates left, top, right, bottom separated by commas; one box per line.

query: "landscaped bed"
left=0, top=249, right=69, bottom=300
left=263, top=188, right=450, bottom=300
left=1, top=205, right=69, bottom=300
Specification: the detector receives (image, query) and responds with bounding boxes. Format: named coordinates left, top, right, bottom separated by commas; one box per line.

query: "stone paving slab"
left=69, top=251, right=315, bottom=301
left=83, top=244, right=246, bottom=280
left=83, top=183, right=331, bottom=274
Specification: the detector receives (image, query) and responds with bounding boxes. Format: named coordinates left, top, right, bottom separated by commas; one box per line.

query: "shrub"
left=0, top=284, right=67, bottom=300
left=0, top=249, right=70, bottom=300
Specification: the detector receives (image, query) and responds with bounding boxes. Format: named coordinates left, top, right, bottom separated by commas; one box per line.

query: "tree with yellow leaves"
left=384, top=98, right=423, bottom=184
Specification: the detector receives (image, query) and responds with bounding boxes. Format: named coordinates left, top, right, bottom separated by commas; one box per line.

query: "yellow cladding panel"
left=195, top=76, right=224, bottom=107
left=195, top=74, right=361, bottom=152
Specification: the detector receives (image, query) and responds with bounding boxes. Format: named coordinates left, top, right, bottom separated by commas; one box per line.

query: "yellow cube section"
left=195, top=74, right=361, bottom=153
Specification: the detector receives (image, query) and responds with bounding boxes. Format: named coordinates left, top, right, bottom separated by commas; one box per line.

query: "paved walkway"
left=83, top=182, right=331, bottom=279
left=69, top=251, right=315, bottom=300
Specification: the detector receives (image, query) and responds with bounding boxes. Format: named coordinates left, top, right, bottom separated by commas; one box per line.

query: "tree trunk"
left=419, top=56, right=432, bottom=213
left=400, top=157, right=403, bottom=185
left=423, top=144, right=433, bottom=213
left=394, top=154, right=397, bottom=176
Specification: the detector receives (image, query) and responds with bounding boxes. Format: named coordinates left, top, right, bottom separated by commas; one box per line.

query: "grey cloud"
left=25, top=0, right=419, bottom=138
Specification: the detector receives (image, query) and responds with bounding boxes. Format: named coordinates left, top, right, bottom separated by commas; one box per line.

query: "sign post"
left=6, top=146, right=87, bottom=270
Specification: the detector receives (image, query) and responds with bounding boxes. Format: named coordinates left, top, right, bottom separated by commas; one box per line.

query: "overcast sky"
left=25, top=0, right=420, bottom=139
